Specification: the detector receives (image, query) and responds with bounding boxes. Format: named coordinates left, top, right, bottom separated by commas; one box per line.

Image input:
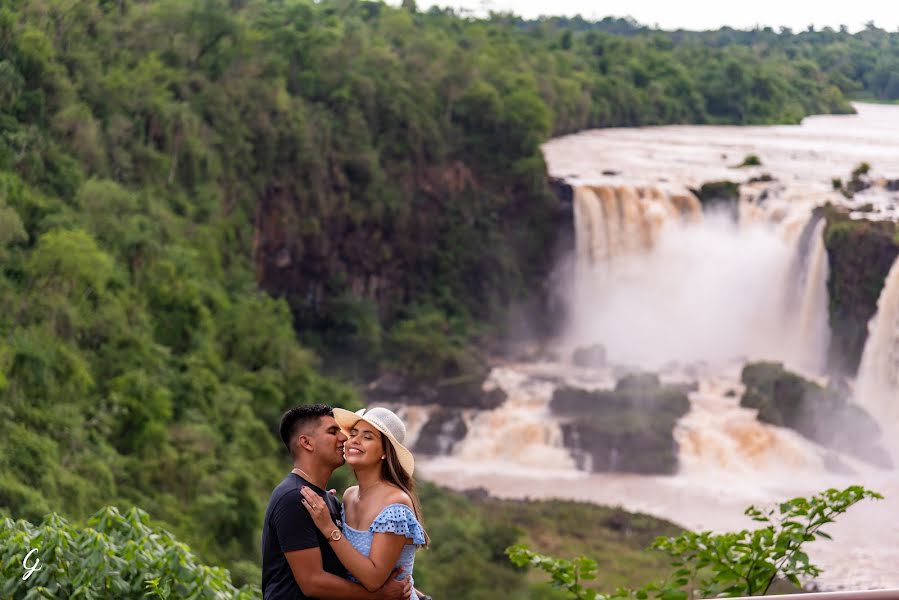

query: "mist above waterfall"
left=563, top=206, right=825, bottom=371
left=419, top=106, right=899, bottom=591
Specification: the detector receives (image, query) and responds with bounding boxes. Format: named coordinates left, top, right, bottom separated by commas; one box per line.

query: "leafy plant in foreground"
left=507, top=545, right=599, bottom=600
left=507, top=486, right=882, bottom=599
left=0, top=506, right=257, bottom=599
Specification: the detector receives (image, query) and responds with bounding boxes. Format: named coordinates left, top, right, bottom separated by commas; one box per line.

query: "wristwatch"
left=328, top=528, right=342, bottom=542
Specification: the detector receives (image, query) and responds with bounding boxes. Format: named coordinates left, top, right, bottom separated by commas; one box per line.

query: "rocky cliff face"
left=820, top=205, right=899, bottom=374
left=253, top=164, right=567, bottom=374
left=253, top=162, right=478, bottom=324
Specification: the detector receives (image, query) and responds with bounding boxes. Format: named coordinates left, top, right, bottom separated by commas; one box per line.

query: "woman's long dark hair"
left=380, top=434, right=430, bottom=547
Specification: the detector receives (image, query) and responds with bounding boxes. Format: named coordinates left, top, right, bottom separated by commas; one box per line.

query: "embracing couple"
left=261, top=404, right=429, bottom=600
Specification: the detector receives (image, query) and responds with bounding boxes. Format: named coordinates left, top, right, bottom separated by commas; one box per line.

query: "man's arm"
left=285, top=548, right=411, bottom=600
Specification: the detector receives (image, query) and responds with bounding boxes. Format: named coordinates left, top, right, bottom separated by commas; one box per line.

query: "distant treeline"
left=0, top=0, right=886, bottom=591
left=510, top=14, right=899, bottom=103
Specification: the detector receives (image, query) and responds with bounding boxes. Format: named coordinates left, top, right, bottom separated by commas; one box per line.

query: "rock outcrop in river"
left=550, top=373, right=690, bottom=474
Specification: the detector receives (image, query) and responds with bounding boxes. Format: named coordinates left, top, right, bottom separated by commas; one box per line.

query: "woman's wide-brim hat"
left=332, top=407, right=415, bottom=476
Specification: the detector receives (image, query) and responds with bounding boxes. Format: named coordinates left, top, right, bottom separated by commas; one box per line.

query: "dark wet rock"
left=571, top=344, right=607, bottom=368
left=819, top=204, right=899, bottom=374
left=691, top=180, right=740, bottom=220
left=539, top=177, right=577, bottom=340
left=748, top=173, right=776, bottom=183
left=550, top=373, right=690, bottom=474
left=615, top=372, right=662, bottom=392
left=365, top=370, right=506, bottom=410
left=413, top=408, right=468, bottom=455
left=547, top=176, right=573, bottom=206
left=741, top=362, right=891, bottom=468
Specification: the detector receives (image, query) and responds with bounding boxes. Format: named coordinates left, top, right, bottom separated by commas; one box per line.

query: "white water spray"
left=855, top=255, right=899, bottom=451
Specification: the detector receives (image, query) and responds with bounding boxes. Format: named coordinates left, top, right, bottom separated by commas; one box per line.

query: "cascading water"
left=417, top=106, right=899, bottom=589
left=781, top=213, right=832, bottom=373
left=675, top=375, right=828, bottom=478
left=444, top=367, right=578, bottom=473
left=854, top=254, right=899, bottom=449
left=428, top=181, right=834, bottom=477
left=566, top=183, right=829, bottom=370
left=572, top=184, right=700, bottom=266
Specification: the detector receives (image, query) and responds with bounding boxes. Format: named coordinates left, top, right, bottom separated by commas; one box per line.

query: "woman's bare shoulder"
left=343, top=485, right=360, bottom=501
left=384, top=487, right=413, bottom=509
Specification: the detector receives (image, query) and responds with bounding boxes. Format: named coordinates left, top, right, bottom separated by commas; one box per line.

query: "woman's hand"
left=300, top=486, right=335, bottom=534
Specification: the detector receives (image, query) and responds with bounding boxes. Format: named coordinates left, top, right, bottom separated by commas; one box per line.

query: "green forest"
left=1, top=0, right=897, bottom=596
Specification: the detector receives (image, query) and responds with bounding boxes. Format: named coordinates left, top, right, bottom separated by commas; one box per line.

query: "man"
left=262, top=404, right=412, bottom=600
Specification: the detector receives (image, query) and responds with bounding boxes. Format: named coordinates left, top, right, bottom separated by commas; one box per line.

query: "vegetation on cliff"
left=1, top=0, right=897, bottom=592
left=819, top=204, right=899, bottom=373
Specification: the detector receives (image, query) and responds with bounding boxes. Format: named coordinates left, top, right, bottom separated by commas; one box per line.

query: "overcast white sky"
left=413, top=0, right=899, bottom=32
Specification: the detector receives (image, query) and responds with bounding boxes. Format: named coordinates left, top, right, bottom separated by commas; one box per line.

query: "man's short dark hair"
left=279, top=404, right=334, bottom=455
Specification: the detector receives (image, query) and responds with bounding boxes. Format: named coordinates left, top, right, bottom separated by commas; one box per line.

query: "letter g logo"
left=22, top=548, right=42, bottom=581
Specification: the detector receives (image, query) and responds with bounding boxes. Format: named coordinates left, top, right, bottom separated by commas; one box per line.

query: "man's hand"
left=374, top=567, right=412, bottom=600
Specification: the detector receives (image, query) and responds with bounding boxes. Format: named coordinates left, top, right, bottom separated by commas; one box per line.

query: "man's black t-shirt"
left=261, top=473, right=347, bottom=599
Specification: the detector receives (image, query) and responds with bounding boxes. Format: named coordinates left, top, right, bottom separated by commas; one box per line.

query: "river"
left=417, top=103, right=899, bottom=590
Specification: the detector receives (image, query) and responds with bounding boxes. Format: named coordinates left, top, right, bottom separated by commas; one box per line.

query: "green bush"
left=736, top=154, right=762, bottom=167
left=0, top=506, right=258, bottom=599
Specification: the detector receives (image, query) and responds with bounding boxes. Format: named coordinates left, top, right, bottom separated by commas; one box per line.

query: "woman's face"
left=344, top=420, right=385, bottom=469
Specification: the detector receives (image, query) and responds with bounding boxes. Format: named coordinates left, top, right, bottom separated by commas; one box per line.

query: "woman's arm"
left=300, top=487, right=409, bottom=592
left=284, top=548, right=411, bottom=599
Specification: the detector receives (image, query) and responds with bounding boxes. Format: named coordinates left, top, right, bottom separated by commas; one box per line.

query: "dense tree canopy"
left=0, top=0, right=889, bottom=593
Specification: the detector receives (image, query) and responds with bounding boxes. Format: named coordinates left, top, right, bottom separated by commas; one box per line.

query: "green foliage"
left=852, top=162, right=871, bottom=178
left=0, top=506, right=257, bottom=599
left=737, top=154, right=762, bottom=167
left=832, top=162, right=875, bottom=198
left=651, top=486, right=882, bottom=597
left=509, top=486, right=881, bottom=600
left=0, top=1, right=894, bottom=594
left=412, top=485, right=677, bottom=600
left=384, top=306, right=482, bottom=382
left=507, top=544, right=599, bottom=600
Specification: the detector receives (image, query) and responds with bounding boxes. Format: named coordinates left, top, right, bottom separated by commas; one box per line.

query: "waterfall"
left=782, top=214, right=832, bottom=372
left=436, top=367, right=578, bottom=472
left=855, top=255, right=899, bottom=435
left=573, top=187, right=608, bottom=263
left=675, top=375, right=826, bottom=476
left=572, top=184, right=702, bottom=266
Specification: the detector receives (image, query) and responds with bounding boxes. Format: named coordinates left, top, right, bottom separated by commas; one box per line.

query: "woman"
left=300, top=407, right=429, bottom=599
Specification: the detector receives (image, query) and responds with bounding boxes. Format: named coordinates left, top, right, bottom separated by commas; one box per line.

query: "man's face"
left=308, top=416, right=347, bottom=469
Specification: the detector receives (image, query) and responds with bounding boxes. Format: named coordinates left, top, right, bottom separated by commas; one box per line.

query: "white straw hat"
left=332, top=407, right=415, bottom=476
